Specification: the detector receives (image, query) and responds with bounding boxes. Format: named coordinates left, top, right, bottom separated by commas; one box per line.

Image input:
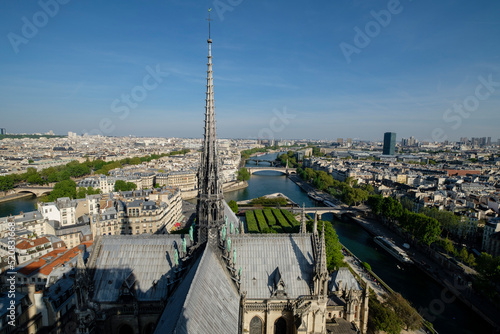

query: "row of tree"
left=307, top=219, right=344, bottom=271
left=367, top=195, right=441, bottom=246
left=400, top=197, right=474, bottom=241
left=42, top=180, right=101, bottom=202
left=276, top=151, right=298, bottom=167
left=368, top=292, right=423, bottom=334
left=0, top=150, right=190, bottom=193
left=296, top=167, right=374, bottom=206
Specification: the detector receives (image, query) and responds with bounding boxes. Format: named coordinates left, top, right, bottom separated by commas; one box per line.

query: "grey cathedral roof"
left=92, top=234, right=186, bottom=302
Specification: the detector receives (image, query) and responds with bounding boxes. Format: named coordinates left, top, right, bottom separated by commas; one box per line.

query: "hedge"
left=254, top=209, right=269, bottom=232
left=245, top=210, right=259, bottom=233
left=263, top=208, right=277, bottom=226
left=272, top=208, right=293, bottom=233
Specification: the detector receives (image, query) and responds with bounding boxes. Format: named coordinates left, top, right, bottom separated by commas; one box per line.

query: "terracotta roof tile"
left=16, top=237, right=51, bottom=250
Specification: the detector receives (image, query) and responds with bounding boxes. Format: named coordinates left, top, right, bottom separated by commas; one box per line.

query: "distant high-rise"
left=0, top=128, right=6, bottom=135
left=383, top=132, right=396, bottom=155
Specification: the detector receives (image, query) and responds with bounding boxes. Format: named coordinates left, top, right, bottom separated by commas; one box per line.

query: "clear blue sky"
left=1, top=0, right=499, bottom=142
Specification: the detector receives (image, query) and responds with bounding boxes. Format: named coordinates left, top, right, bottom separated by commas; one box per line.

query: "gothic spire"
left=313, top=213, right=318, bottom=237
left=196, top=9, right=225, bottom=245
left=319, top=222, right=328, bottom=276
left=300, top=203, right=307, bottom=234
left=313, top=222, right=329, bottom=295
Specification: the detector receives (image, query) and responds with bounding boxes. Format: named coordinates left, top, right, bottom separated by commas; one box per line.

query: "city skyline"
left=1, top=1, right=499, bottom=141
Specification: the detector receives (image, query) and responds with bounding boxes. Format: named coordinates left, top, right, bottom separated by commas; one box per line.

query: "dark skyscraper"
left=383, top=132, right=396, bottom=155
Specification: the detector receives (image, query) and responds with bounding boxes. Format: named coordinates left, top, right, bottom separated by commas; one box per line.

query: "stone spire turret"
left=196, top=9, right=225, bottom=245
left=300, top=203, right=307, bottom=234
left=314, top=222, right=329, bottom=295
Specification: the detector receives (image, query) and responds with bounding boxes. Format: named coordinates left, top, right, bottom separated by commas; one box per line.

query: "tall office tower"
left=383, top=132, right=396, bottom=155
left=0, top=128, right=6, bottom=135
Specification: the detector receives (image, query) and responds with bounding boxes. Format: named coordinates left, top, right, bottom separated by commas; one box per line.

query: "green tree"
left=48, top=180, right=77, bottom=201
left=466, top=253, right=476, bottom=267
left=458, top=247, right=469, bottom=262
left=369, top=294, right=403, bottom=334
left=237, top=167, right=250, bottom=181
left=26, top=173, right=44, bottom=185
left=228, top=200, right=238, bottom=213
left=367, top=195, right=383, bottom=215
left=0, top=175, right=15, bottom=191
left=385, top=293, right=422, bottom=331
left=114, top=180, right=137, bottom=192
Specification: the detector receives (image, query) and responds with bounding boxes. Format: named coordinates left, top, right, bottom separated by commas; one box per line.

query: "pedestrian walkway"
left=345, top=254, right=386, bottom=300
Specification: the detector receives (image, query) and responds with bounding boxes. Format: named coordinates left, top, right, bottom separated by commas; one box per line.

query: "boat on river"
left=374, top=236, right=413, bottom=264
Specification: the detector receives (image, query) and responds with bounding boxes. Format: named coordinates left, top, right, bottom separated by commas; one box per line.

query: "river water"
left=0, top=153, right=491, bottom=333
left=238, top=153, right=489, bottom=334
left=0, top=194, right=38, bottom=217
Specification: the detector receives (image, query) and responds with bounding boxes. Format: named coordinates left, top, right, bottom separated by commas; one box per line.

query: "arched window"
left=118, top=324, right=134, bottom=334
left=274, top=317, right=287, bottom=334
left=249, top=316, right=263, bottom=334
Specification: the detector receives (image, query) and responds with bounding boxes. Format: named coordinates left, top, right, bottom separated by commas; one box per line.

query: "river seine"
left=0, top=153, right=491, bottom=333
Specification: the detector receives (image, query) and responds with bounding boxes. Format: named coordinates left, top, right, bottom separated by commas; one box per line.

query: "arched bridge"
left=290, top=207, right=362, bottom=219
left=14, top=186, right=53, bottom=197
left=245, top=159, right=277, bottom=166
left=247, top=167, right=296, bottom=175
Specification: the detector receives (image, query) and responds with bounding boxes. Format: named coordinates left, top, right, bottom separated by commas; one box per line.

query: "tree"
left=458, top=247, right=469, bottom=262
left=307, top=220, right=344, bottom=271
left=228, top=200, right=238, bottom=213
left=466, top=253, right=476, bottom=267
left=26, top=173, right=44, bottom=185
left=237, top=167, right=250, bottom=181
left=0, top=175, right=15, bottom=191
left=48, top=180, right=77, bottom=201
left=114, top=180, right=137, bottom=192
left=385, top=293, right=422, bottom=331
left=367, top=195, right=383, bottom=215
left=440, top=238, right=456, bottom=255
left=369, top=294, right=403, bottom=334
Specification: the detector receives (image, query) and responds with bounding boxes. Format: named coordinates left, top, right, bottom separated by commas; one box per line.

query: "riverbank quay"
left=223, top=180, right=248, bottom=192
left=287, top=174, right=343, bottom=206
left=349, top=214, right=500, bottom=332
left=0, top=192, right=33, bottom=203
left=342, top=244, right=432, bottom=334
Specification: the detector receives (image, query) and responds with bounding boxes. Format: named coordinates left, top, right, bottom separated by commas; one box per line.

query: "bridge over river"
left=246, top=166, right=296, bottom=175
left=13, top=186, right=53, bottom=197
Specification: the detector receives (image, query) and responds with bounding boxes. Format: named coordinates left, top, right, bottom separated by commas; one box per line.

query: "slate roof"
left=232, top=234, right=314, bottom=299
left=330, top=267, right=361, bottom=292
left=326, top=317, right=359, bottom=334
left=92, top=235, right=183, bottom=302
left=155, top=246, right=240, bottom=334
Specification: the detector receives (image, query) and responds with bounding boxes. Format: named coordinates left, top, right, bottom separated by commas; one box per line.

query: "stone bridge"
left=245, top=159, right=277, bottom=166
left=246, top=167, right=297, bottom=175
left=290, top=206, right=361, bottom=219
left=14, top=186, right=53, bottom=197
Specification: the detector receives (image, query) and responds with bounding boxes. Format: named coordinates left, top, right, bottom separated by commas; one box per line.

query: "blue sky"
left=1, top=0, right=499, bottom=142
